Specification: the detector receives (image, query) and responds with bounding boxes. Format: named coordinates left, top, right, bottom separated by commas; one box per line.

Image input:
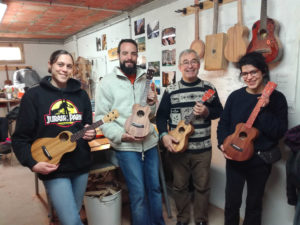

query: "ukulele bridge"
left=230, top=143, right=243, bottom=152
left=42, top=146, right=53, bottom=160
left=131, top=122, right=144, bottom=128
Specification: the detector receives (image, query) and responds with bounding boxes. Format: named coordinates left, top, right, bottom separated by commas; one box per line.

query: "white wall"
left=64, top=0, right=300, bottom=224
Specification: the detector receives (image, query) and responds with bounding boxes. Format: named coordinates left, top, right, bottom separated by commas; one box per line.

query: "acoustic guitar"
left=31, top=110, right=119, bottom=164
left=168, top=89, right=215, bottom=153
left=190, top=0, right=205, bottom=59
left=224, top=0, right=249, bottom=63
left=125, top=69, right=154, bottom=138
left=223, top=81, right=277, bottom=161
left=204, top=0, right=228, bottom=70
left=247, top=0, right=283, bottom=63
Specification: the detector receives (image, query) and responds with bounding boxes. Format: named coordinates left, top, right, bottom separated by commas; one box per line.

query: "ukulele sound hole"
left=212, top=49, right=216, bottom=54
left=239, top=132, right=248, bottom=140
left=59, top=133, right=70, bottom=142
left=137, top=110, right=145, bottom=117
left=178, top=127, right=185, bottom=133
left=259, top=29, right=268, bottom=39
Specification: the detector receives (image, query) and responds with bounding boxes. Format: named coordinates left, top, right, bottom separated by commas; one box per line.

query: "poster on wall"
left=137, top=55, right=147, bottom=69
left=134, top=18, right=145, bottom=36
left=108, top=47, right=118, bottom=61
left=162, top=27, right=176, bottom=46
left=162, top=49, right=176, bottom=66
left=162, top=71, right=176, bottom=87
left=102, top=34, right=107, bottom=50
left=152, top=79, right=161, bottom=95
left=147, top=20, right=159, bottom=39
left=148, top=61, right=160, bottom=77
left=96, top=37, right=101, bottom=51
left=135, top=36, right=146, bottom=52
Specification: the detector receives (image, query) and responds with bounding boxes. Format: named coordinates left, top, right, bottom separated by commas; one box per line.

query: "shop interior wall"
left=64, top=0, right=299, bottom=224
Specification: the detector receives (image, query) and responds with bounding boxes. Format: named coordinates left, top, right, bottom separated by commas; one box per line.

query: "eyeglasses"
left=181, top=59, right=199, bottom=67
left=240, top=70, right=259, bottom=77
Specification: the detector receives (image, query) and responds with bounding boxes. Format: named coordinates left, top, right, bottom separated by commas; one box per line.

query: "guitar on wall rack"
left=204, top=0, right=228, bottom=70
left=125, top=69, right=154, bottom=138
left=31, top=110, right=119, bottom=164
left=224, top=0, right=249, bottom=63
left=190, top=0, right=205, bottom=59
left=223, top=81, right=277, bottom=161
left=247, top=0, right=283, bottom=63
left=168, top=89, right=215, bottom=153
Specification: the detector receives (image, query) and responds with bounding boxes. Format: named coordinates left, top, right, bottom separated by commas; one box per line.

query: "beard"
left=120, top=60, right=137, bottom=75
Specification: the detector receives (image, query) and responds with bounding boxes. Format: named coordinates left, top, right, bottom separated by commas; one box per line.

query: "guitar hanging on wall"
left=247, top=0, right=283, bottom=63
left=125, top=69, right=154, bottom=138
left=190, top=0, right=205, bottom=59
left=31, top=110, right=119, bottom=164
left=224, top=0, right=249, bottom=62
left=204, top=0, right=228, bottom=70
left=168, top=89, right=215, bottom=153
left=223, top=81, right=277, bottom=161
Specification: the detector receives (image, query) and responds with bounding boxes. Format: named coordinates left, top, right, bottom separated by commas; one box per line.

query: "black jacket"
left=12, top=76, right=93, bottom=180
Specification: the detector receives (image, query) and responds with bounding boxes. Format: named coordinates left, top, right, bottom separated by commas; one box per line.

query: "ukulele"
left=125, top=69, right=154, bottom=138
left=190, top=0, right=205, bottom=59
left=247, top=0, right=283, bottom=63
left=4, top=65, right=13, bottom=85
left=224, top=0, right=249, bottom=63
left=223, top=81, right=277, bottom=161
left=31, top=110, right=119, bottom=164
left=204, top=0, right=228, bottom=70
left=168, top=89, right=215, bottom=153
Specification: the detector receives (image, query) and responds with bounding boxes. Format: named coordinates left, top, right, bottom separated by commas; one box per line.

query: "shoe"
left=195, top=222, right=208, bottom=225
left=176, top=222, right=188, bottom=225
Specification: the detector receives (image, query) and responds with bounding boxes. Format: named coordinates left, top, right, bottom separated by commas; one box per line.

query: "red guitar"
left=247, top=0, right=283, bottom=63
left=124, top=69, right=154, bottom=138
left=168, top=89, right=215, bottom=153
left=223, top=81, right=277, bottom=161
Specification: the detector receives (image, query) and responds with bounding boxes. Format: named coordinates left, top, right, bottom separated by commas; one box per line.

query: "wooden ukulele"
left=224, top=0, right=249, bottom=63
left=223, top=81, right=277, bottom=161
left=125, top=69, right=154, bottom=138
left=247, top=0, right=283, bottom=63
left=190, top=0, right=205, bottom=59
left=4, top=65, right=13, bottom=85
left=204, top=0, right=228, bottom=70
left=31, top=110, right=119, bottom=164
left=168, top=89, right=215, bottom=153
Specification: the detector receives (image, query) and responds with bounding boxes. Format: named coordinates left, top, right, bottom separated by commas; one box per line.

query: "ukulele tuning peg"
left=191, top=2, right=204, bottom=9
left=175, top=8, right=187, bottom=15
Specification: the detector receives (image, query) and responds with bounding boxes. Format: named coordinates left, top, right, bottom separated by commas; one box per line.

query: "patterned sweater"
left=156, top=78, right=223, bottom=153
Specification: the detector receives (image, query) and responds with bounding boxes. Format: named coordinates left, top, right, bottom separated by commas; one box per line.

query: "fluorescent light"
left=0, top=2, right=7, bottom=22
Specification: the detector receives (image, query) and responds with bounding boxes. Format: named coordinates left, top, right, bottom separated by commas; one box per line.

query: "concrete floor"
left=0, top=153, right=226, bottom=225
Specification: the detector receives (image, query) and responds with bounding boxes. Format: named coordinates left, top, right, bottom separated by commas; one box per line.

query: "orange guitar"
left=223, top=82, right=277, bottom=161
left=125, top=69, right=154, bottom=138
left=168, top=89, right=215, bottom=153
left=247, top=0, right=283, bottom=63
left=31, top=110, right=119, bottom=164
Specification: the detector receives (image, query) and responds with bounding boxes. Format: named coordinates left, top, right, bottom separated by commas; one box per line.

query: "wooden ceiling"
left=0, top=0, right=155, bottom=41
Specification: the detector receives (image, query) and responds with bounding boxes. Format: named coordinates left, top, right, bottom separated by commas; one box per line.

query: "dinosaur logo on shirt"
left=44, top=99, right=82, bottom=127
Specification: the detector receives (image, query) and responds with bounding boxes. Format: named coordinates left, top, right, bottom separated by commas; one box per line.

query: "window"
left=0, top=43, right=25, bottom=64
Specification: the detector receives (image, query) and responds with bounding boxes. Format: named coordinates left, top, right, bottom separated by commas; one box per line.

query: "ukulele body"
left=224, top=24, right=249, bottom=62
left=223, top=123, right=259, bottom=161
left=191, top=40, right=205, bottom=59
left=125, top=104, right=151, bottom=138
left=247, top=18, right=282, bottom=63
left=31, top=131, right=77, bottom=164
left=168, top=120, right=194, bottom=153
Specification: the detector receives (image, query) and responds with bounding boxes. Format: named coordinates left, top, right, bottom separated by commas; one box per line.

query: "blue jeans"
left=116, top=147, right=165, bottom=225
left=43, top=173, right=89, bottom=225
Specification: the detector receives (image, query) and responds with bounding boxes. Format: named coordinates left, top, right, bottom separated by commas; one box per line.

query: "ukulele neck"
left=141, top=78, right=151, bottom=106
left=70, top=120, right=103, bottom=142
left=260, top=0, right=267, bottom=31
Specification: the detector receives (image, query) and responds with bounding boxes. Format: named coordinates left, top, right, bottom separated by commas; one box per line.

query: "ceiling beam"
left=5, top=0, right=123, bottom=13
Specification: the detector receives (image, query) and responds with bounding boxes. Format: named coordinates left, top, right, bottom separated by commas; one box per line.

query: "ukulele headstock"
left=202, top=89, right=215, bottom=102
left=146, top=69, right=155, bottom=80
left=102, top=109, right=119, bottom=123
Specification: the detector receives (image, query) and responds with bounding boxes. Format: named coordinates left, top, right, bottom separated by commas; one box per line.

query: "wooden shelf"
left=90, top=162, right=117, bottom=175
left=0, top=65, right=32, bottom=71
left=178, top=0, right=237, bottom=16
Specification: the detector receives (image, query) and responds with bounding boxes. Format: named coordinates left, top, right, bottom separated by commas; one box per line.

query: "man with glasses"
left=156, top=49, right=223, bottom=225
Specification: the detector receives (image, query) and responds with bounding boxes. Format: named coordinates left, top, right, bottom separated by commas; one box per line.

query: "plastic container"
left=84, top=189, right=122, bottom=225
